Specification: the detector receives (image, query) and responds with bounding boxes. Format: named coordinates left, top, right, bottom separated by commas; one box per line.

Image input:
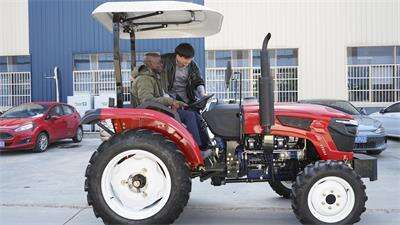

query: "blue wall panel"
left=29, top=0, right=205, bottom=102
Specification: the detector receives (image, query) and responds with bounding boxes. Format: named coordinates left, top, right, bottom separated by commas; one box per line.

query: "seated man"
left=132, top=52, right=209, bottom=156
left=161, top=43, right=210, bottom=148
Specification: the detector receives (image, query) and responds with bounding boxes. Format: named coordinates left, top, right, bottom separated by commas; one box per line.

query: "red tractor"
left=82, top=2, right=377, bottom=225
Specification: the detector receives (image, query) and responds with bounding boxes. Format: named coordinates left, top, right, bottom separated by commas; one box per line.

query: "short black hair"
left=175, top=43, right=195, bottom=58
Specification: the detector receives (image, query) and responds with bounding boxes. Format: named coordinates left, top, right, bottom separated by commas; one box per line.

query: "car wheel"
left=84, top=129, right=191, bottom=224
left=72, top=126, right=83, bottom=143
left=33, top=132, right=49, bottom=153
left=366, top=150, right=382, bottom=155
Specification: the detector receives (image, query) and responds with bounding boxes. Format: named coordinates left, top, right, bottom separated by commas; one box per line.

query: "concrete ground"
left=1, top=136, right=399, bottom=225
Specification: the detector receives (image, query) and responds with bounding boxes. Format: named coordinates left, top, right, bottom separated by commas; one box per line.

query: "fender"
left=82, top=108, right=204, bottom=168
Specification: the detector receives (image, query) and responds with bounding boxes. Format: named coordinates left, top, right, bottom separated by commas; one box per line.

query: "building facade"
left=204, top=0, right=400, bottom=107
left=1, top=0, right=399, bottom=110
left=0, top=0, right=205, bottom=110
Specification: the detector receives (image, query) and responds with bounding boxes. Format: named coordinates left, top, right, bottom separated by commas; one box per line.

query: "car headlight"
left=15, top=123, right=34, bottom=132
left=374, top=126, right=385, bottom=134
left=334, top=119, right=359, bottom=126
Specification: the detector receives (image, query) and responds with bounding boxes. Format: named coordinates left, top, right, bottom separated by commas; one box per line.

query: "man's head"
left=175, top=43, right=195, bottom=68
left=143, top=52, right=163, bottom=73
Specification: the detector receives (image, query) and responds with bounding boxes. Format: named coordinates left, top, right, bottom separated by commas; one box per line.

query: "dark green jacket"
left=161, top=53, right=205, bottom=104
left=131, top=65, right=174, bottom=107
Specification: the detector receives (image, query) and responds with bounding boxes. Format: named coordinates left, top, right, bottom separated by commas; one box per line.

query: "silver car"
left=299, top=99, right=387, bottom=155
left=369, top=102, right=400, bottom=138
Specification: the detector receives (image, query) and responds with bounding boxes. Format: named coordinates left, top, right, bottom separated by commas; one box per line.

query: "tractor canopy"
left=92, top=1, right=224, bottom=39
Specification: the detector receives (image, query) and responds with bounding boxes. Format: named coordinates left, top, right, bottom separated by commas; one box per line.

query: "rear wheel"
left=292, top=161, right=367, bottom=225
left=268, top=180, right=292, bottom=199
left=84, top=129, right=191, bottom=225
left=33, top=132, right=48, bottom=153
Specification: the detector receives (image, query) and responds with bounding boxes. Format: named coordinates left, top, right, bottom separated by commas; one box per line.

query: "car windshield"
left=324, top=101, right=360, bottom=115
left=0, top=103, right=48, bottom=118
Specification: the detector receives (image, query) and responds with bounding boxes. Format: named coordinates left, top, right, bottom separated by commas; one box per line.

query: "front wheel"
left=33, top=132, right=49, bottom=153
left=292, top=161, right=367, bottom=225
left=84, top=129, right=191, bottom=225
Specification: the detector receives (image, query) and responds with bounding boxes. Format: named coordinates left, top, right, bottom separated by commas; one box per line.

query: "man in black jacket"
left=161, top=43, right=206, bottom=104
left=161, top=43, right=211, bottom=153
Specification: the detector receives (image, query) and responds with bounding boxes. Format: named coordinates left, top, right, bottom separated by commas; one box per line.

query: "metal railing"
left=347, top=64, right=400, bottom=103
left=205, top=66, right=298, bottom=102
left=0, top=72, right=31, bottom=110
left=73, top=70, right=132, bottom=102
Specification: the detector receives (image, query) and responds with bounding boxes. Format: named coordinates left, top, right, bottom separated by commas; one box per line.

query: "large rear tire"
left=292, top=161, right=367, bottom=225
left=84, top=129, right=191, bottom=225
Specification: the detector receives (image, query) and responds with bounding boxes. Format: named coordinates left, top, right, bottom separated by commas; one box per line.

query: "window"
left=386, top=103, right=400, bottom=113
left=0, top=56, right=31, bottom=72
left=0, top=57, right=6, bottom=72
left=205, top=49, right=299, bottom=103
left=73, top=54, right=90, bottom=71
left=49, top=105, right=63, bottom=116
left=98, top=53, right=114, bottom=70
left=62, top=105, right=74, bottom=115
left=348, top=46, right=394, bottom=65
left=347, top=46, right=400, bottom=103
left=206, top=51, right=215, bottom=68
left=397, top=47, right=400, bottom=64
left=232, top=50, right=250, bottom=67
left=277, top=49, right=298, bottom=66
left=215, top=51, right=231, bottom=67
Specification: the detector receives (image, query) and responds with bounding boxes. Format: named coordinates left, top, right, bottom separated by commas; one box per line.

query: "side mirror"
left=108, top=97, right=115, bottom=108
left=379, top=108, right=386, bottom=114
left=359, top=108, right=367, bottom=115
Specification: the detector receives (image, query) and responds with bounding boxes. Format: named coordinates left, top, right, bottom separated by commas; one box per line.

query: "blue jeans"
left=177, top=109, right=204, bottom=149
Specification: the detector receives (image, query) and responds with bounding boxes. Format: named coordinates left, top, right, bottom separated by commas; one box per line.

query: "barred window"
left=347, top=46, right=400, bottom=103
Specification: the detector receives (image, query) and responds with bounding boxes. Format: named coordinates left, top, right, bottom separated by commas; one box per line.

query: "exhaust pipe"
left=259, top=33, right=274, bottom=134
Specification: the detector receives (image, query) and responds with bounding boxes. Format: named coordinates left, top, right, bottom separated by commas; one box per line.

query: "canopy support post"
left=129, top=31, right=136, bottom=107
left=113, top=14, right=124, bottom=108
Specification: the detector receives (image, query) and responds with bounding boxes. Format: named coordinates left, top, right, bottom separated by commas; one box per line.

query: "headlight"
left=334, top=119, right=358, bottom=126
left=15, top=123, right=34, bottom=132
left=374, top=126, right=385, bottom=134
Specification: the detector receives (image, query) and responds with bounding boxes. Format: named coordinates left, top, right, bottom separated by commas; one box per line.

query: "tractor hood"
left=242, top=102, right=354, bottom=135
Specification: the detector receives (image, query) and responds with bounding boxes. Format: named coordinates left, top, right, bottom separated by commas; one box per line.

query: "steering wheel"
left=188, top=94, right=214, bottom=111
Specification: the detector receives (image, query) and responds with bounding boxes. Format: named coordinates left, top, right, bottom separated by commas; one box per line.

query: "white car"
left=369, top=102, right=400, bottom=138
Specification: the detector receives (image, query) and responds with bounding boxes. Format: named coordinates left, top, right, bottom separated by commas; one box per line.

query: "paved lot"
left=1, top=136, right=399, bottom=225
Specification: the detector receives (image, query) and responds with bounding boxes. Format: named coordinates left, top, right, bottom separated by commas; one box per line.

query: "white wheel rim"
left=101, top=150, right=172, bottom=220
left=281, top=181, right=292, bottom=189
left=39, top=135, right=48, bottom=150
left=307, top=176, right=355, bottom=223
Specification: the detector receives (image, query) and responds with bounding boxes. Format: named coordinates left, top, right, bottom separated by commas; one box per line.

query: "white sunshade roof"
left=92, top=1, right=223, bottom=39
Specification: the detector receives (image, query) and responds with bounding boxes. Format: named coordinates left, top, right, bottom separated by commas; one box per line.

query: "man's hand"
left=172, top=100, right=188, bottom=109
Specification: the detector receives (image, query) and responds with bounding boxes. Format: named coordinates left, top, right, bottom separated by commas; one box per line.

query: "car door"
left=62, top=105, right=78, bottom=137
left=47, top=105, right=67, bottom=140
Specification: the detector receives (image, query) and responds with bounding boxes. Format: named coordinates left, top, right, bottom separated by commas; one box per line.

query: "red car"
left=0, top=102, right=83, bottom=152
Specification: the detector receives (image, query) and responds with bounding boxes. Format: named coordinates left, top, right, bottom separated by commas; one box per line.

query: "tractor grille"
left=0, top=132, right=13, bottom=140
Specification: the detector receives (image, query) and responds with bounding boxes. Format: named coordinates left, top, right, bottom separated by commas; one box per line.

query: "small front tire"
left=292, top=161, right=367, bottom=225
